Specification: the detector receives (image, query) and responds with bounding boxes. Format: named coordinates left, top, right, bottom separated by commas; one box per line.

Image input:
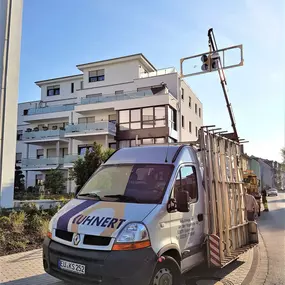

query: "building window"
left=189, top=121, right=192, bottom=133
left=195, top=103, right=197, bottom=114
left=168, top=106, right=177, bottom=131
left=23, top=109, right=28, bottom=115
left=86, top=93, right=102, bottom=98
left=80, top=81, right=84, bottom=89
left=115, top=90, right=124, bottom=95
left=142, top=138, right=154, bottom=145
left=109, top=114, right=117, bottom=123
left=181, top=88, right=184, bottom=100
left=78, top=145, right=94, bottom=156
left=17, top=130, right=23, bottom=141
left=78, top=116, right=95, bottom=124
left=89, top=69, right=105, bottom=82
left=142, top=107, right=154, bottom=128
left=47, top=85, right=60, bottom=96
left=174, top=166, right=198, bottom=203
left=16, top=153, right=22, bottom=163
left=182, top=115, right=184, bottom=128
left=189, top=96, right=191, bottom=108
left=71, top=82, right=74, bottom=93
left=109, top=143, right=117, bottom=150
left=36, top=149, right=44, bottom=159
left=35, top=174, right=44, bottom=186
left=155, top=138, right=165, bottom=144
left=199, top=108, right=201, bottom=118
left=195, top=126, right=198, bottom=137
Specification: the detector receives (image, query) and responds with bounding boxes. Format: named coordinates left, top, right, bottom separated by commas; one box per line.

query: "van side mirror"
left=176, top=191, right=190, bottom=212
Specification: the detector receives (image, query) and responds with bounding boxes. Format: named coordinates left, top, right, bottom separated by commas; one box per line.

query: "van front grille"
left=55, top=229, right=73, bottom=242
left=83, top=235, right=111, bottom=246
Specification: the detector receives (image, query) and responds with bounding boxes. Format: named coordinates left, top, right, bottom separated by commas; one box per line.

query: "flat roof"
left=35, top=74, right=83, bottom=86
left=76, top=53, right=156, bottom=72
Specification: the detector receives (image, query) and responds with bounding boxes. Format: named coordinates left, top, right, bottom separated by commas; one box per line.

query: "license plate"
left=58, top=259, right=86, bottom=275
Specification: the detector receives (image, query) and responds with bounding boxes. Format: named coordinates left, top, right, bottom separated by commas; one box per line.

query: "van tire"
left=149, top=255, right=181, bottom=285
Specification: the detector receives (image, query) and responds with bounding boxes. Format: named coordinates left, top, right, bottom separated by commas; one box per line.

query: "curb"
left=247, top=229, right=269, bottom=285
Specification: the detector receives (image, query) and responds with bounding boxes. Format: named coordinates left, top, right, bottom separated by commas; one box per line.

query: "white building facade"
left=16, top=54, right=203, bottom=193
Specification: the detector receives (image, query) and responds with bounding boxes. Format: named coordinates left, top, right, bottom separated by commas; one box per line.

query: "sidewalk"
left=0, top=234, right=268, bottom=285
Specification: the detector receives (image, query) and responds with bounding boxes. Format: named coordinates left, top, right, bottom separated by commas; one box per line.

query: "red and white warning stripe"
left=209, top=234, right=221, bottom=267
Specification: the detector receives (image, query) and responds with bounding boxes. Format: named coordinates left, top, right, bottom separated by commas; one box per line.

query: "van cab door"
left=170, top=165, right=204, bottom=272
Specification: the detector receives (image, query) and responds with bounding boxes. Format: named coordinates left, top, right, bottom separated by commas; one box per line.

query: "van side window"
left=174, top=166, right=198, bottom=203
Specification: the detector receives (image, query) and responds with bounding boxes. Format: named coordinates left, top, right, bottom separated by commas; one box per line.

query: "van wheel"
left=150, top=256, right=181, bottom=285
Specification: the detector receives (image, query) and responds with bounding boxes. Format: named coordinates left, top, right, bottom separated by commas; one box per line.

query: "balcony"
left=21, top=157, right=63, bottom=170
left=139, top=67, right=177, bottom=78
left=27, top=104, right=75, bottom=115
left=21, top=155, right=83, bottom=170
left=22, top=129, right=68, bottom=143
left=65, top=121, right=116, bottom=138
left=80, top=90, right=153, bottom=105
left=23, top=105, right=75, bottom=123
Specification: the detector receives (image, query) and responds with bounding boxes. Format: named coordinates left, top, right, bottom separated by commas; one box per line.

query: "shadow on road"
left=267, top=198, right=285, bottom=204
left=184, top=259, right=245, bottom=284
left=1, top=273, right=63, bottom=285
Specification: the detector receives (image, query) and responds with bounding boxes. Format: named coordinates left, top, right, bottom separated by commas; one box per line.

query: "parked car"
left=267, top=188, right=278, bottom=196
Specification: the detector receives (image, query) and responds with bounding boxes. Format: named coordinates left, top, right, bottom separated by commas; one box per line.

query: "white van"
left=43, top=129, right=258, bottom=285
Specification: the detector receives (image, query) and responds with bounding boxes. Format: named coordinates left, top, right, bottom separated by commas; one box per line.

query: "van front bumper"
left=43, top=237, right=156, bottom=285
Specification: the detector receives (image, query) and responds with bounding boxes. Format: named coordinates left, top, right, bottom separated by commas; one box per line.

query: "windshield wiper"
left=104, top=194, right=139, bottom=203
left=78, top=193, right=102, bottom=200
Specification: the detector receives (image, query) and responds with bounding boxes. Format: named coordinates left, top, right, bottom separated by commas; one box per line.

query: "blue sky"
left=19, top=0, right=285, bottom=162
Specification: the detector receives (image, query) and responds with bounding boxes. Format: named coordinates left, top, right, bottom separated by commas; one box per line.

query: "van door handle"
left=197, top=214, right=203, bottom=222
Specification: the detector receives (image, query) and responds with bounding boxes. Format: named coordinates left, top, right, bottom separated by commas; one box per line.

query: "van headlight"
left=112, top=223, right=151, bottom=251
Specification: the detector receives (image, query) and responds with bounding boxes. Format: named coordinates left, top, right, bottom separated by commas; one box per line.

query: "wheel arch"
left=157, top=244, right=181, bottom=266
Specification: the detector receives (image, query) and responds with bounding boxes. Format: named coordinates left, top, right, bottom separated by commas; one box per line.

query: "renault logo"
left=73, top=233, right=81, bottom=246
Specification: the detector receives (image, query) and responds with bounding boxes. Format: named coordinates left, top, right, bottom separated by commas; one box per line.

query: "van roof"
left=105, top=145, right=182, bottom=165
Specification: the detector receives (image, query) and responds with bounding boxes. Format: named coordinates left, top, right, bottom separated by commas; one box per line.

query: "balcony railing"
left=80, top=90, right=154, bottom=105
left=23, top=129, right=65, bottom=141
left=140, top=67, right=177, bottom=78
left=27, top=104, right=75, bottom=115
left=22, top=155, right=83, bottom=168
left=22, top=157, right=63, bottom=168
left=65, top=121, right=116, bottom=136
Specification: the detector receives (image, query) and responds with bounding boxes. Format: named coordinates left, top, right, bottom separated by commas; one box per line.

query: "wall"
left=82, top=60, right=140, bottom=89
left=258, top=159, right=273, bottom=189
left=40, top=78, right=82, bottom=102
left=180, top=80, right=203, bottom=142
left=0, top=0, right=23, bottom=208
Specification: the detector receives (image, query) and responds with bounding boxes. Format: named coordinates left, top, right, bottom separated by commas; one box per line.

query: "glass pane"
left=155, top=120, right=166, bottom=127
left=79, top=164, right=174, bottom=204
left=78, top=118, right=87, bottom=124
left=155, top=107, right=165, bottom=120
left=130, top=140, right=137, bottom=147
left=89, top=71, right=97, bottom=77
left=87, top=117, right=95, bottom=123
left=143, top=107, right=153, bottom=121
left=142, top=138, right=154, bottom=145
left=130, top=122, right=140, bottom=130
left=155, top=138, right=165, bottom=144
left=119, top=140, right=130, bottom=148
left=97, top=69, right=105, bottom=76
left=119, top=123, right=129, bottom=130
left=180, top=166, right=198, bottom=202
left=119, top=110, right=129, bottom=123
left=142, top=121, right=153, bottom=128
left=131, top=109, right=141, bottom=122
left=109, top=114, right=117, bottom=121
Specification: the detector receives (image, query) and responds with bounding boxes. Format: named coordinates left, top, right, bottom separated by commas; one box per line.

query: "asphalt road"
left=258, top=192, right=285, bottom=285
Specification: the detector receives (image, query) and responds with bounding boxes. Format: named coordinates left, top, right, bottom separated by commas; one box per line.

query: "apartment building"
left=16, top=54, right=203, bottom=193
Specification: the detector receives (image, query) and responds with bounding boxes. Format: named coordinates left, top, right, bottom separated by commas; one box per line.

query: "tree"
left=44, top=168, right=66, bottom=194
left=14, top=165, right=25, bottom=192
left=69, top=142, right=115, bottom=191
left=281, top=148, right=285, bottom=171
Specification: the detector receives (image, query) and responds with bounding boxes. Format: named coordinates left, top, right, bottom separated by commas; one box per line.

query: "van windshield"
left=78, top=164, right=174, bottom=204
